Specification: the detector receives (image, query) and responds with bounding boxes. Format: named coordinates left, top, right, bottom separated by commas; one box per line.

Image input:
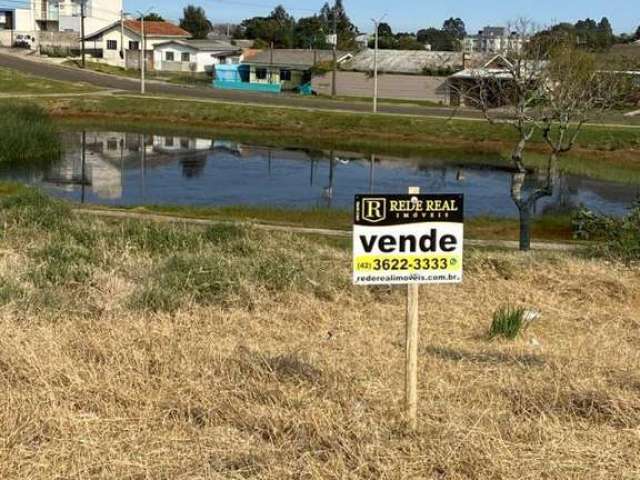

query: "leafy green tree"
left=529, top=23, right=576, bottom=54
left=179, top=6, right=211, bottom=40
left=237, top=5, right=295, bottom=48
left=235, top=1, right=358, bottom=50
left=138, top=13, right=164, bottom=22
left=417, top=28, right=457, bottom=51
left=442, top=17, right=466, bottom=40
left=377, top=22, right=393, bottom=37
left=294, top=15, right=328, bottom=48
left=533, top=18, right=616, bottom=52
left=395, top=35, right=426, bottom=50
left=596, top=17, right=614, bottom=49
left=319, top=0, right=358, bottom=50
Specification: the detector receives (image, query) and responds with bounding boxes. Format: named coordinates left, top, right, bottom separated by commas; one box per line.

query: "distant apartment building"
left=463, top=26, right=525, bottom=54
left=0, top=0, right=121, bottom=33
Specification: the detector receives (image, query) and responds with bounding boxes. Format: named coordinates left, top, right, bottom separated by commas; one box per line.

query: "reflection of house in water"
left=152, top=136, right=217, bottom=178
left=152, top=136, right=213, bottom=153
left=45, top=131, right=130, bottom=200
left=27, top=131, right=638, bottom=215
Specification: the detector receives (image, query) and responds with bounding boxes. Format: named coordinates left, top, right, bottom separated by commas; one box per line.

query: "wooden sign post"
left=406, top=186, right=420, bottom=429
left=353, top=190, right=464, bottom=431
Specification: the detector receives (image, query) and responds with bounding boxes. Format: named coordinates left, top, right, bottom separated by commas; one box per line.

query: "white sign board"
left=353, top=194, right=464, bottom=285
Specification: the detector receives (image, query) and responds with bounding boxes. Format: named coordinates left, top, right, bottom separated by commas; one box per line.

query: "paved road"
left=0, top=51, right=484, bottom=119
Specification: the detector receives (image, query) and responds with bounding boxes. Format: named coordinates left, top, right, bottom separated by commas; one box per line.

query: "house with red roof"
left=83, top=20, right=190, bottom=70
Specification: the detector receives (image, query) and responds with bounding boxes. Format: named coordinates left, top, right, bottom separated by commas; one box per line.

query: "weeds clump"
left=489, top=306, right=527, bottom=340
left=0, top=102, right=61, bottom=168
left=28, top=240, right=97, bottom=287
left=112, top=221, right=207, bottom=255
left=131, top=244, right=314, bottom=312
left=0, top=188, right=70, bottom=230
left=0, top=277, right=24, bottom=306
left=254, top=252, right=304, bottom=292
left=204, top=224, right=247, bottom=244
left=131, top=253, right=241, bottom=312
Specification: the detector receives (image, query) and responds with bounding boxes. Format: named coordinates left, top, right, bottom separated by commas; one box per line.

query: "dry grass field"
left=0, top=189, right=639, bottom=479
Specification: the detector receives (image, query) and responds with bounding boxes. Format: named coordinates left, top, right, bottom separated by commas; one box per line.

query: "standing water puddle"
left=2, top=130, right=638, bottom=218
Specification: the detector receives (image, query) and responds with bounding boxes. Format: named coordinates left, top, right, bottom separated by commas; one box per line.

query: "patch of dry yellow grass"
left=0, top=214, right=639, bottom=478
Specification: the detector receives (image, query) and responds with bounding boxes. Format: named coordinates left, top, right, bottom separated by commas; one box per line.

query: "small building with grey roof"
left=213, top=49, right=352, bottom=93
left=341, top=49, right=469, bottom=75
left=153, top=39, right=243, bottom=73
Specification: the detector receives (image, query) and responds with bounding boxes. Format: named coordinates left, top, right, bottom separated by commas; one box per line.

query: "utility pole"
left=140, top=15, right=146, bottom=94
left=136, top=8, right=153, bottom=94
left=371, top=15, right=386, bottom=113
left=372, top=20, right=379, bottom=112
left=331, top=9, right=337, bottom=97
left=120, top=10, right=126, bottom=69
left=80, top=0, right=86, bottom=68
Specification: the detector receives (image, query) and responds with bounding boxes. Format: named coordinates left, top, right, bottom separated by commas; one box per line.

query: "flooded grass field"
left=1, top=130, right=639, bottom=219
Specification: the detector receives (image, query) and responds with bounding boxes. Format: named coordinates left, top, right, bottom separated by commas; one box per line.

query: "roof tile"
left=124, top=20, right=190, bottom=37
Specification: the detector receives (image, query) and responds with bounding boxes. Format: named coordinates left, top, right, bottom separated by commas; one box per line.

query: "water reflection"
left=5, top=130, right=638, bottom=218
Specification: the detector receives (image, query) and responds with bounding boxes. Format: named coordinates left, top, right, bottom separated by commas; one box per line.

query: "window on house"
left=165, top=137, right=174, bottom=147
left=181, top=52, right=190, bottom=62
left=165, top=51, right=175, bottom=61
left=180, top=138, right=189, bottom=149
left=280, top=69, right=291, bottom=81
left=106, top=40, right=117, bottom=50
left=255, top=68, right=267, bottom=80
left=107, top=139, right=118, bottom=151
left=129, top=41, right=139, bottom=50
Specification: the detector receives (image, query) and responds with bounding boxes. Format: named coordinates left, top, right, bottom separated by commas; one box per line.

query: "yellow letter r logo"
left=362, top=198, right=386, bottom=223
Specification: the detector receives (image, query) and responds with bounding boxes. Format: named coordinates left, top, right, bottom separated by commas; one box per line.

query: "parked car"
left=13, top=34, right=34, bottom=49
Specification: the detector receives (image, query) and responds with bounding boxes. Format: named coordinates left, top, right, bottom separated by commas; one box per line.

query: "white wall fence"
left=0, top=30, right=79, bottom=52
left=312, top=71, right=451, bottom=104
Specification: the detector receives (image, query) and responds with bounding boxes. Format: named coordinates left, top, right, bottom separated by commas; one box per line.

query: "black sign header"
left=354, top=194, right=464, bottom=226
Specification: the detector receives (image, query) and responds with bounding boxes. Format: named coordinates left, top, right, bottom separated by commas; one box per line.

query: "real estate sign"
left=353, top=194, right=464, bottom=285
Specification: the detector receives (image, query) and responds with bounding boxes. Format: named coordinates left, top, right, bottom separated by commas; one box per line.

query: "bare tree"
left=452, top=20, right=627, bottom=250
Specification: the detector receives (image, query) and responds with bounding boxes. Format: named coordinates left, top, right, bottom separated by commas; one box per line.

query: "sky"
left=125, top=0, right=639, bottom=34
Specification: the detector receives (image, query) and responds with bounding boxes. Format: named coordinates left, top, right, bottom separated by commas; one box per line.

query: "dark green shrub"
left=573, top=201, right=640, bottom=263
left=0, top=102, right=61, bottom=168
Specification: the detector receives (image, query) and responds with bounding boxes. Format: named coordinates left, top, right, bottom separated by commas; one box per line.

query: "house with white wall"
left=153, top=40, right=242, bottom=73
left=83, top=20, right=190, bottom=70
left=463, top=26, right=526, bottom=54
left=0, top=0, right=121, bottom=33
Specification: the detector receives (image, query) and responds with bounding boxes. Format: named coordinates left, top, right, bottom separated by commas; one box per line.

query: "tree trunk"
left=518, top=206, right=531, bottom=251
left=511, top=170, right=534, bottom=251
